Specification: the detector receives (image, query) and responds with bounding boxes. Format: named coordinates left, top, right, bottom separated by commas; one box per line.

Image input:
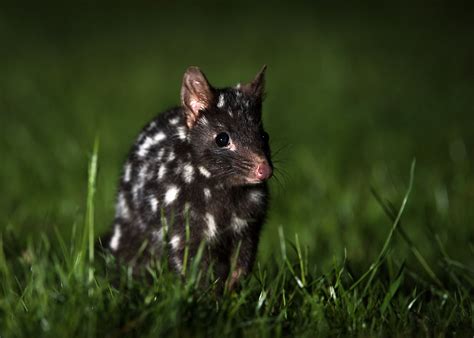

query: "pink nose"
left=255, top=162, right=272, bottom=181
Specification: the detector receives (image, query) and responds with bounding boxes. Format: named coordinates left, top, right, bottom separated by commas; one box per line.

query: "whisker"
left=271, top=143, right=291, bottom=159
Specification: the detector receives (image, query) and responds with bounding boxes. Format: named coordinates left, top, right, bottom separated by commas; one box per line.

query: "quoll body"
left=108, top=66, right=272, bottom=288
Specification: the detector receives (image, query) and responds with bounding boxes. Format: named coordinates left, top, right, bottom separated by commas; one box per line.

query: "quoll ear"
left=242, top=65, right=266, bottom=99
left=181, top=66, right=214, bottom=128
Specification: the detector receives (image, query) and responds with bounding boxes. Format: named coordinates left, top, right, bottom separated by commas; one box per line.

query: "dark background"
left=1, top=1, right=473, bottom=272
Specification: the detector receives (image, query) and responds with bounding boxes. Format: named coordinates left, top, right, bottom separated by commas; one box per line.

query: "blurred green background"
left=1, top=2, right=473, bottom=274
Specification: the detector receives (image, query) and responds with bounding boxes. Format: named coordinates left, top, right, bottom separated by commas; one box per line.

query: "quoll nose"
left=256, top=161, right=273, bottom=181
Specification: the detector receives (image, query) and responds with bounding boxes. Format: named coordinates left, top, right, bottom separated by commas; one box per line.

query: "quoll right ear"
left=241, top=65, right=266, bottom=100
left=180, top=67, right=214, bottom=128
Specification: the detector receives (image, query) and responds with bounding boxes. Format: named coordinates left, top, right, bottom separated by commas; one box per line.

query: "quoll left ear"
left=242, top=65, right=266, bottom=99
left=181, top=66, right=215, bottom=128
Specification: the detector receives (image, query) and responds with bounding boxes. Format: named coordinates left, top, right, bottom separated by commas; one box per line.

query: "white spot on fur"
left=132, top=185, right=139, bottom=204
left=109, top=225, right=121, bottom=251
left=164, top=186, right=180, bottom=205
left=137, top=138, right=153, bottom=158
left=182, top=163, right=194, bottom=183
left=152, top=228, right=164, bottom=243
left=231, top=213, right=247, bottom=233
left=198, top=166, right=211, bottom=178
left=217, top=94, right=225, bottom=108
left=169, top=117, right=180, bottom=125
left=205, top=213, right=217, bottom=239
left=138, top=164, right=148, bottom=182
left=176, top=126, right=187, bottom=141
left=249, top=190, right=264, bottom=204
left=235, top=83, right=241, bottom=89
left=158, top=165, right=167, bottom=181
left=154, top=131, right=166, bottom=141
left=170, top=235, right=181, bottom=250
left=203, top=188, right=211, bottom=200
left=167, top=151, right=176, bottom=162
left=133, top=164, right=149, bottom=203
left=157, top=148, right=165, bottom=161
left=116, top=193, right=130, bottom=219
left=149, top=196, right=158, bottom=213
left=138, top=131, right=166, bottom=157
left=174, top=256, right=183, bottom=273
left=123, top=163, right=131, bottom=183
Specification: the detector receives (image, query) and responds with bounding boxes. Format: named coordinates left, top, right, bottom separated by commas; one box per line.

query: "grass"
left=0, top=3, right=473, bottom=337
left=0, top=154, right=471, bottom=337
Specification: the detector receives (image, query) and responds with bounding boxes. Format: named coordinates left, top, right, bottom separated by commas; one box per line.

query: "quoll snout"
left=255, top=161, right=272, bottom=181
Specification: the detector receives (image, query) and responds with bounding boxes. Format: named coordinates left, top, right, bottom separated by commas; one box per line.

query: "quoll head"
left=181, top=66, right=272, bottom=186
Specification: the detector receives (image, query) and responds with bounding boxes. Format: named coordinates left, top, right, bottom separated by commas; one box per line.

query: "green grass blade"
left=380, top=266, right=404, bottom=314
left=371, top=180, right=444, bottom=289
left=84, top=137, right=99, bottom=284
left=361, top=159, right=416, bottom=296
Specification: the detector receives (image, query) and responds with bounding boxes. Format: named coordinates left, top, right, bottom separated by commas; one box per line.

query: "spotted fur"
left=107, top=66, right=272, bottom=289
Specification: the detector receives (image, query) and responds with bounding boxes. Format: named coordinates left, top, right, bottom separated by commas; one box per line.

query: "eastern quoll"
left=107, top=66, right=272, bottom=289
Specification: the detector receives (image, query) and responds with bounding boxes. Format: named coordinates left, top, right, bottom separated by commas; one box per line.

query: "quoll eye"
left=261, top=131, right=270, bottom=142
left=215, top=132, right=230, bottom=147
